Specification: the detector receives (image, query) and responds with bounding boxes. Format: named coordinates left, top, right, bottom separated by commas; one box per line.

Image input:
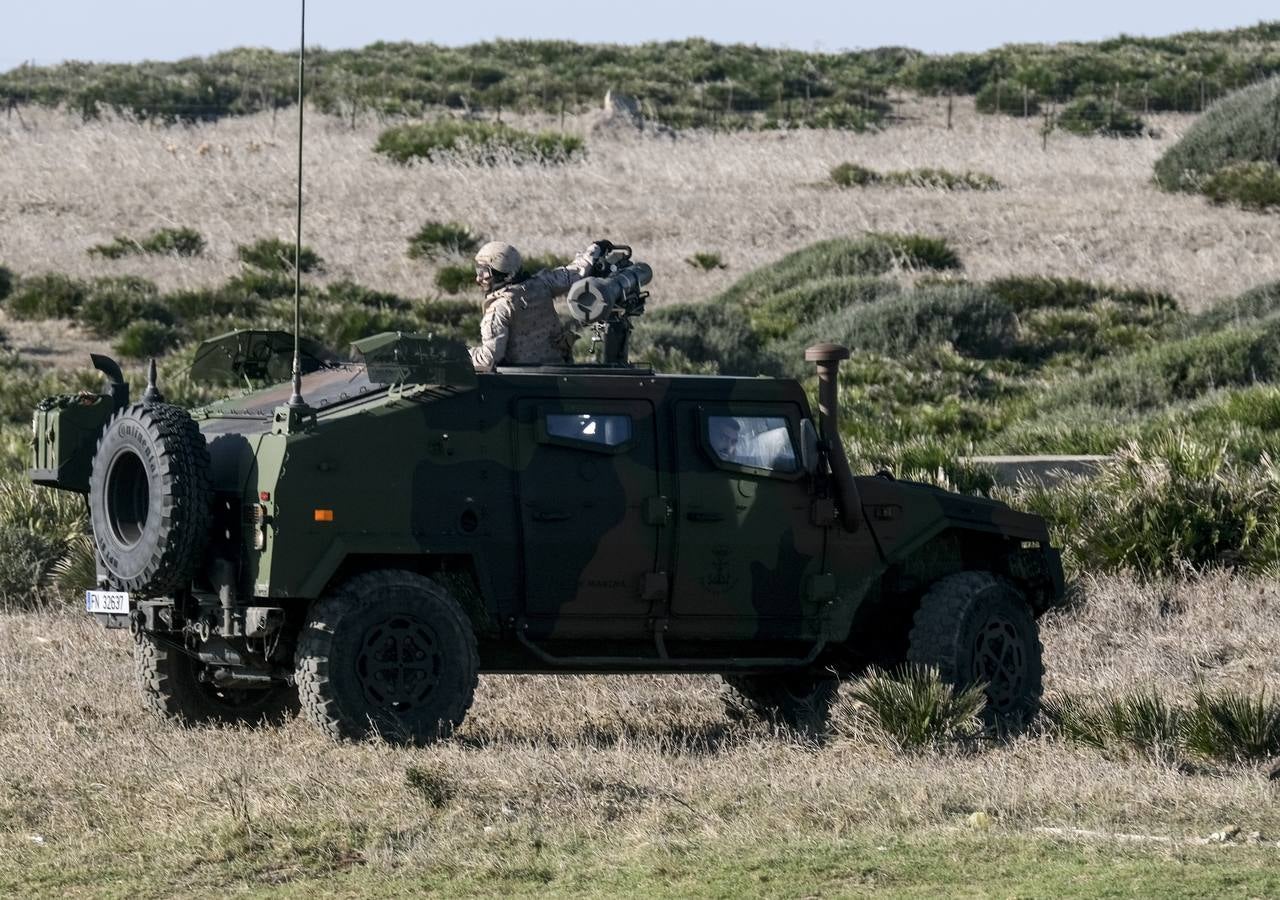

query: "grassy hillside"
left=3, top=23, right=1280, bottom=127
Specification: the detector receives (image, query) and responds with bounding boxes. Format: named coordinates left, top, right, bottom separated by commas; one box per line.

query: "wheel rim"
left=971, top=616, right=1027, bottom=713
left=355, top=614, right=443, bottom=712
left=105, top=449, right=150, bottom=548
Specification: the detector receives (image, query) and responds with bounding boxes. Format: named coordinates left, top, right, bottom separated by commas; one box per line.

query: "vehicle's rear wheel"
left=907, top=571, right=1043, bottom=729
left=294, top=570, right=479, bottom=745
left=134, top=633, right=297, bottom=724
left=723, top=671, right=839, bottom=738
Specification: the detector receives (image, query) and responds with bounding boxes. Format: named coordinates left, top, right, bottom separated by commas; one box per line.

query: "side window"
left=543, top=413, right=633, bottom=450
left=706, top=415, right=798, bottom=474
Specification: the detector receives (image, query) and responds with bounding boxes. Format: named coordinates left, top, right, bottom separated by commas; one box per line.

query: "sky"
left=2, top=1, right=1277, bottom=70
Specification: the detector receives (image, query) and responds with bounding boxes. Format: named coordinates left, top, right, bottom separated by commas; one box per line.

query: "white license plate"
left=85, top=590, right=131, bottom=615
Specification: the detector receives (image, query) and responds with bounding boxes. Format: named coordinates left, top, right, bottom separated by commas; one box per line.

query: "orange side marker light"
left=314, top=509, right=334, bottom=522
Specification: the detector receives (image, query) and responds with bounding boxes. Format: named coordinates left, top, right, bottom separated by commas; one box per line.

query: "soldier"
left=468, top=240, right=607, bottom=372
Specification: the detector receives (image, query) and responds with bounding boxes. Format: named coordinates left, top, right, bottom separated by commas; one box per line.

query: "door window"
left=542, top=412, right=633, bottom=451
left=705, top=415, right=798, bottom=474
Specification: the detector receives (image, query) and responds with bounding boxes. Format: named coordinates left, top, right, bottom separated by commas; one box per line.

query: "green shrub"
left=1191, top=281, right=1280, bottom=333
left=315, top=307, right=419, bottom=349
left=1009, top=433, right=1280, bottom=576
left=1200, top=161, right=1280, bottom=211
left=987, top=276, right=1176, bottom=314
left=405, top=763, right=455, bottom=808
left=780, top=283, right=1019, bottom=363
left=323, top=280, right=412, bottom=311
left=0, top=471, right=88, bottom=551
left=716, top=234, right=961, bottom=308
left=375, top=120, right=584, bottom=165
left=1184, top=687, right=1280, bottom=762
left=1043, top=321, right=1280, bottom=412
left=838, top=665, right=987, bottom=750
left=0, top=526, right=56, bottom=606
left=685, top=252, right=726, bottom=271
left=975, top=81, right=1040, bottom=116
left=1154, top=76, right=1280, bottom=192
left=46, top=533, right=96, bottom=602
left=0, top=266, right=12, bottom=302
left=89, top=227, right=205, bottom=260
left=407, top=221, right=480, bottom=260
left=5, top=273, right=87, bottom=319
left=748, top=276, right=898, bottom=344
left=225, top=269, right=298, bottom=300
left=831, top=164, right=1000, bottom=190
left=1047, top=687, right=1280, bottom=764
left=434, top=265, right=474, bottom=295
left=76, top=277, right=173, bottom=338
left=416, top=299, right=481, bottom=340
left=830, top=163, right=879, bottom=187
left=521, top=252, right=570, bottom=273
left=162, top=287, right=258, bottom=322
left=634, top=302, right=778, bottom=377
left=1056, top=96, right=1146, bottom=137
left=236, top=237, right=323, bottom=274
left=114, top=321, right=180, bottom=359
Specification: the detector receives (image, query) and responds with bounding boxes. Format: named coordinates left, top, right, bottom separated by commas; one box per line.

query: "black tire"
left=907, top=571, right=1044, bottom=728
left=88, top=403, right=211, bottom=596
left=294, top=570, right=479, bottom=745
left=724, top=672, right=839, bottom=738
left=134, top=632, right=298, bottom=725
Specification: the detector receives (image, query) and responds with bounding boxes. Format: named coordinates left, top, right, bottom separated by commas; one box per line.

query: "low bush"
left=1009, top=433, right=1280, bottom=576
left=837, top=665, right=987, bottom=750
left=1154, top=75, right=1280, bottom=192
left=416, top=299, right=481, bottom=340
left=375, top=120, right=584, bottom=165
left=225, top=269, right=298, bottom=300
left=434, top=265, right=474, bottom=295
left=0, top=526, right=56, bottom=606
left=685, top=252, right=726, bottom=271
left=323, top=280, right=412, bottom=311
left=76, top=277, right=173, bottom=337
left=1189, top=281, right=1280, bottom=333
left=5, top=273, right=87, bottom=319
left=1200, top=161, right=1280, bottom=211
left=407, top=221, right=480, bottom=260
left=162, top=287, right=258, bottom=322
left=89, top=226, right=205, bottom=259
left=1046, top=686, right=1280, bottom=764
left=987, top=275, right=1176, bottom=314
left=314, top=307, right=420, bottom=349
left=633, top=302, right=778, bottom=377
left=520, top=252, right=570, bottom=273
left=830, top=164, right=999, bottom=190
left=716, top=234, right=961, bottom=308
left=236, top=237, right=323, bottom=274
left=0, top=265, right=13, bottom=301
left=114, top=321, right=180, bottom=359
left=1056, top=97, right=1146, bottom=137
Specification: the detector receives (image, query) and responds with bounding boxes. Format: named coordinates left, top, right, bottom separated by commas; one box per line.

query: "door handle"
left=685, top=511, right=724, bottom=523
left=531, top=510, right=571, bottom=522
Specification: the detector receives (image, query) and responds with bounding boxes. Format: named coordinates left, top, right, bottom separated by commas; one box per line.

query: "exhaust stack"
left=805, top=342, right=862, bottom=531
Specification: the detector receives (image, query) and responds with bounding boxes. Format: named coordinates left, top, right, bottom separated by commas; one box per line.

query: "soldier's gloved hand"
left=588, top=239, right=613, bottom=257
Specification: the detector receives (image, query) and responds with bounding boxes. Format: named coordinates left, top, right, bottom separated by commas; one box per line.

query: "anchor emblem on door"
left=700, top=545, right=738, bottom=594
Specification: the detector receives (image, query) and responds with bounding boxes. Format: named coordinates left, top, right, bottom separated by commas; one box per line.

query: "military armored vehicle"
left=30, top=260, right=1064, bottom=743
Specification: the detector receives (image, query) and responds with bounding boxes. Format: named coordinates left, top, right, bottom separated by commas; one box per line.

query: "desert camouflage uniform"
left=469, top=250, right=595, bottom=372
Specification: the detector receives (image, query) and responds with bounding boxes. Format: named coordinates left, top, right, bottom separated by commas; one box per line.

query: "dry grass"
left=2, top=573, right=1279, bottom=894
left=2, top=99, right=1278, bottom=324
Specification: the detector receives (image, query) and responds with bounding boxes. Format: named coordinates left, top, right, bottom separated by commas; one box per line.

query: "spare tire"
left=88, top=403, right=212, bottom=596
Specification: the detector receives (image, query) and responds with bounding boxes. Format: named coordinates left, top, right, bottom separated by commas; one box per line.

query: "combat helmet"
left=474, top=241, right=522, bottom=284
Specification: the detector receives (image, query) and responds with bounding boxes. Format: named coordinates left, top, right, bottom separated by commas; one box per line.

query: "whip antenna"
left=288, top=0, right=307, bottom=408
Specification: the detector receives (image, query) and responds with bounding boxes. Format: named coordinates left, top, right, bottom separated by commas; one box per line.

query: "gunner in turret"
left=468, top=240, right=609, bottom=372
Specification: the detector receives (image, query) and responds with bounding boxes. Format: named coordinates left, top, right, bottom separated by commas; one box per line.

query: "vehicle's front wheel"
left=907, top=571, right=1043, bottom=729
left=294, top=570, right=479, bottom=745
left=135, top=633, right=297, bottom=725
left=723, top=671, right=839, bottom=738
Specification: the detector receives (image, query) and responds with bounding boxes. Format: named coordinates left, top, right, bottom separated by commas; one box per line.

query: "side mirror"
left=800, top=418, right=820, bottom=476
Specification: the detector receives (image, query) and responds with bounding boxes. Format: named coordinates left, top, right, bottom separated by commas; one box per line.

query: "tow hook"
left=128, top=609, right=145, bottom=637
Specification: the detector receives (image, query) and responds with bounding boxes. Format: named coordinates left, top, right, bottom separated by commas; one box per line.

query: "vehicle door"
left=668, top=401, right=825, bottom=639
left=515, top=398, right=665, bottom=638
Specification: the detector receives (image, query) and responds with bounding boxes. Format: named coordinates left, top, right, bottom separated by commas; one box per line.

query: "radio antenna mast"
left=288, top=0, right=307, bottom=408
